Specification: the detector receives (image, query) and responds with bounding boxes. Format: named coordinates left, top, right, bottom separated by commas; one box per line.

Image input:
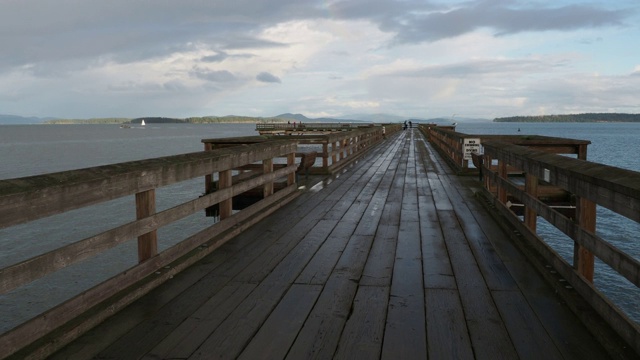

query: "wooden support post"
left=322, top=142, right=329, bottom=170
left=287, top=152, right=296, bottom=186
left=332, top=141, right=337, bottom=164
left=136, top=189, right=158, bottom=263
left=498, top=160, right=508, bottom=204
left=578, top=144, right=588, bottom=161
left=204, top=142, right=214, bottom=195
left=263, top=158, right=274, bottom=197
left=574, top=197, right=596, bottom=282
left=483, top=155, right=491, bottom=191
left=219, top=169, right=232, bottom=220
left=524, top=173, right=538, bottom=232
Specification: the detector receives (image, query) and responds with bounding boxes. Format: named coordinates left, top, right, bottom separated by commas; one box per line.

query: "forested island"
left=494, top=113, right=640, bottom=122
left=45, top=115, right=290, bottom=125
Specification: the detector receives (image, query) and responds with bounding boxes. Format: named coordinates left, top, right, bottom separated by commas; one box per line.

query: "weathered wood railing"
left=0, top=141, right=300, bottom=359
left=204, top=125, right=400, bottom=176
left=419, top=124, right=590, bottom=174
left=255, top=122, right=374, bottom=134
left=478, top=141, right=640, bottom=354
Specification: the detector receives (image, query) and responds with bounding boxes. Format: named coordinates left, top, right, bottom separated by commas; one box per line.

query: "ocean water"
left=0, top=122, right=638, bottom=332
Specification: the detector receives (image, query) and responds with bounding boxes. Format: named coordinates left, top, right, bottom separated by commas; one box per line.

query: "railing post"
left=219, top=170, right=233, bottom=220
left=322, top=141, right=329, bottom=170
left=136, top=189, right=158, bottom=262
left=524, top=173, right=538, bottom=232
left=287, top=152, right=296, bottom=186
left=263, top=158, right=273, bottom=197
left=204, top=142, right=214, bottom=195
left=574, top=197, right=596, bottom=282
left=498, top=159, right=508, bottom=204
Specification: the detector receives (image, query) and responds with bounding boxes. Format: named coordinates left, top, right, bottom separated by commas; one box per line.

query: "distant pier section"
left=256, top=122, right=374, bottom=135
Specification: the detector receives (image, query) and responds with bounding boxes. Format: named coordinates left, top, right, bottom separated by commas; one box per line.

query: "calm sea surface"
left=0, top=122, right=638, bottom=332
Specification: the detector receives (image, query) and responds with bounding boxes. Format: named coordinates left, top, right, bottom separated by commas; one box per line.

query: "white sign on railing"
left=463, top=138, right=481, bottom=160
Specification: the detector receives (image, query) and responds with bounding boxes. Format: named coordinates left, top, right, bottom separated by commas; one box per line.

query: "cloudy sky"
left=1, top=0, right=639, bottom=119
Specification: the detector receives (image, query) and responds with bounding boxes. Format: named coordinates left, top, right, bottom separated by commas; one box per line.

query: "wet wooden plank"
left=381, top=203, right=427, bottom=360
left=378, top=129, right=426, bottom=359
left=287, top=227, right=377, bottom=358
left=419, top=194, right=456, bottom=290
left=144, top=282, right=256, bottom=359
left=437, top=172, right=518, bottom=291
left=237, top=284, right=322, bottom=360
left=425, top=288, right=474, bottom=360
left=334, top=285, right=389, bottom=359
left=438, top=209, right=518, bottom=359
left=492, top=290, right=563, bottom=360
left=187, top=223, right=337, bottom=359
left=295, top=221, right=356, bottom=285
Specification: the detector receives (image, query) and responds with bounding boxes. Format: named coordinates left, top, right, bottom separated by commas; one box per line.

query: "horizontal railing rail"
left=0, top=141, right=300, bottom=359
left=204, top=125, right=402, bottom=176
left=479, top=140, right=640, bottom=354
left=255, top=122, right=373, bottom=131
left=419, top=124, right=590, bottom=174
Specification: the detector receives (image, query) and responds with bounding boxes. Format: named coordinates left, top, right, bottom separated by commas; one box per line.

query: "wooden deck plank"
left=189, top=218, right=339, bottom=357
left=334, top=285, right=389, bottom=360
left=492, top=290, right=564, bottom=360
left=438, top=209, right=519, bottom=359
left=425, top=288, right=474, bottom=360
left=414, top=138, right=456, bottom=289
left=144, top=282, right=256, bottom=359
left=237, top=284, right=322, bottom=360
left=437, top=172, right=519, bottom=291
left=381, top=141, right=427, bottom=360
left=419, top=195, right=457, bottom=289
left=286, top=234, right=375, bottom=359
left=294, top=221, right=356, bottom=285
left=380, top=220, right=427, bottom=360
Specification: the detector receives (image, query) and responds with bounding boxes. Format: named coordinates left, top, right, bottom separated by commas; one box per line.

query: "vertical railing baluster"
left=219, top=170, right=232, bottom=220
left=136, top=189, right=157, bottom=262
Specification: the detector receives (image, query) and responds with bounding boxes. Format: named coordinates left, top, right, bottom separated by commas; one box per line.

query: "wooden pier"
left=1, top=126, right=639, bottom=359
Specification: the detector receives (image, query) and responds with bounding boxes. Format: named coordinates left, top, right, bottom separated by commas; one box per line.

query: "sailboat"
left=141, top=119, right=146, bottom=126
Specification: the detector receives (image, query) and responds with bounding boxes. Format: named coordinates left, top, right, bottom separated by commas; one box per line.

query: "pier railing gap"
left=421, top=123, right=640, bottom=354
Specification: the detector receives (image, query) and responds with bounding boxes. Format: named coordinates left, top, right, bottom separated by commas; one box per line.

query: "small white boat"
left=141, top=119, right=146, bottom=126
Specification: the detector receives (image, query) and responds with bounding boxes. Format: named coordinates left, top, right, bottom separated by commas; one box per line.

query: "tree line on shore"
left=494, top=113, right=640, bottom=122
left=45, top=116, right=290, bottom=125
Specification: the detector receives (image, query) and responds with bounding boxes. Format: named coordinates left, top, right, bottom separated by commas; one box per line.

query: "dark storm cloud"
left=329, top=0, right=629, bottom=43
left=0, top=0, right=309, bottom=73
left=256, top=72, right=282, bottom=83
left=0, top=0, right=630, bottom=74
left=190, top=67, right=237, bottom=82
left=201, top=52, right=229, bottom=63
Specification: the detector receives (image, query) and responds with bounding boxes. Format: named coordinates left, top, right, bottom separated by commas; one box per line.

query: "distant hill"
left=494, top=113, right=640, bottom=122
left=131, top=117, right=184, bottom=124
left=0, top=114, right=56, bottom=124
left=275, top=113, right=367, bottom=123
left=338, top=113, right=407, bottom=122
left=46, top=117, right=130, bottom=124
left=275, top=113, right=310, bottom=122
